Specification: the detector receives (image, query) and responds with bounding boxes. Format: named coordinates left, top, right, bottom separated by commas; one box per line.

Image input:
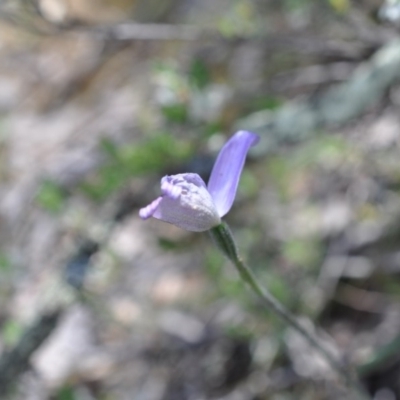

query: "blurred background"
left=1, top=0, right=400, bottom=399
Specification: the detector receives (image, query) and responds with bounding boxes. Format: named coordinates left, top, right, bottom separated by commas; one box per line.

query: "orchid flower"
left=138, top=131, right=367, bottom=395
left=139, top=131, right=260, bottom=231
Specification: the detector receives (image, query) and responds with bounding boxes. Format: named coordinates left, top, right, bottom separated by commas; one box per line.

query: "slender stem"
left=209, top=221, right=370, bottom=399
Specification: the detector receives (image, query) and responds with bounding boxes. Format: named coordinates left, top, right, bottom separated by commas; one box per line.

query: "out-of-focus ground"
left=2, top=0, right=400, bottom=399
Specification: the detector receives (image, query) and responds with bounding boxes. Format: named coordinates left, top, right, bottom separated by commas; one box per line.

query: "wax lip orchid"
left=138, top=132, right=366, bottom=395
left=139, top=130, right=260, bottom=231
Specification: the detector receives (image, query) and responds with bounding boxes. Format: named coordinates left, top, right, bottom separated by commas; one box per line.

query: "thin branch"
left=0, top=309, right=62, bottom=396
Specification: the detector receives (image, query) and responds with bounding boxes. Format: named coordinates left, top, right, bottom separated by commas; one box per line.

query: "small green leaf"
left=99, top=138, right=121, bottom=161
left=55, top=386, right=76, bottom=400
left=2, top=320, right=24, bottom=347
left=252, top=96, right=282, bottom=111
left=161, top=104, right=188, bottom=123
left=0, top=253, right=11, bottom=272
left=189, top=59, right=210, bottom=89
left=36, top=181, right=66, bottom=213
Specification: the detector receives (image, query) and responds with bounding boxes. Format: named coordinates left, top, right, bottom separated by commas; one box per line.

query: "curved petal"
left=207, top=131, right=260, bottom=217
left=139, top=173, right=221, bottom=232
left=139, top=197, right=163, bottom=220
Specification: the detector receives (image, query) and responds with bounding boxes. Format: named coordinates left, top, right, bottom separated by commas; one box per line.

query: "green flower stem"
left=209, top=221, right=370, bottom=399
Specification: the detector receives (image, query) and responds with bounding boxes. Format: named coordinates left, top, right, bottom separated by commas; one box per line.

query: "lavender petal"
left=139, top=197, right=163, bottom=220
left=140, top=173, right=221, bottom=232
left=207, top=131, right=259, bottom=217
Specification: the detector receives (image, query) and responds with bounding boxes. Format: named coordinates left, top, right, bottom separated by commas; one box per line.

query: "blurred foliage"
left=267, top=134, right=354, bottom=200
left=36, top=180, right=66, bottom=213
left=2, top=0, right=400, bottom=398
left=236, top=169, right=260, bottom=199
left=80, top=134, right=192, bottom=200
left=249, top=96, right=283, bottom=113
left=205, top=248, right=245, bottom=301
left=218, top=1, right=261, bottom=37
left=1, top=320, right=23, bottom=348
left=284, top=0, right=313, bottom=11
left=55, top=386, right=76, bottom=400
left=262, top=271, right=293, bottom=307
left=282, top=237, right=323, bottom=271
left=205, top=247, right=293, bottom=316
left=0, top=252, right=12, bottom=273
left=328, top=0, right=350, bottom=14
left=153, top=60, right=227, bottom=128
left=189, top=59, right=211, bottom=90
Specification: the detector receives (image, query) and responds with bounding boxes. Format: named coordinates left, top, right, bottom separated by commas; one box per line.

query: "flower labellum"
left=139, top=130, right=260, bottom=231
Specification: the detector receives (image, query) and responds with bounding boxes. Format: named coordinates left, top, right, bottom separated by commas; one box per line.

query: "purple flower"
left=139, top=130, right=260, bottom=231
